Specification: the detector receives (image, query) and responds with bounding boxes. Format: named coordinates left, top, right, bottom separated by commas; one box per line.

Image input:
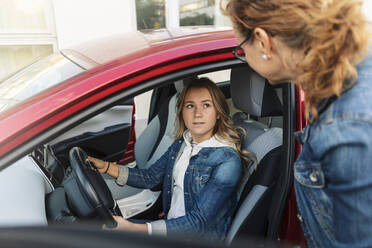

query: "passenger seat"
left=226, top=67, right=283, bottom=244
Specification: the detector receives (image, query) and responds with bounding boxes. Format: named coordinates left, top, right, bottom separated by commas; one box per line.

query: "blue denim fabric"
left=126, top=139, right=242, bottom=241
left=294, top=54, right=372, bottom=248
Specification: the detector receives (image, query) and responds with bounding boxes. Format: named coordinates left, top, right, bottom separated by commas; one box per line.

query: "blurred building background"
left=1, top=0, right=371, bottom=137
left=0, top=0, right=232, bottom=81
left=1, top=0, right=371, bottom=82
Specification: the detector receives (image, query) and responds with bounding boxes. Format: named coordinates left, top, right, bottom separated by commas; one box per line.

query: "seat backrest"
left=225, top=67, right=283, bottom=244
left=134, top=80, right=185, bottom=169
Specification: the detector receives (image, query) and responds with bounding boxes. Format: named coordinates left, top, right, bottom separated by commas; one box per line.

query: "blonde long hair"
left=222, top=0, right=370, bottom=120
left=175, top=77, right=255, bottom=166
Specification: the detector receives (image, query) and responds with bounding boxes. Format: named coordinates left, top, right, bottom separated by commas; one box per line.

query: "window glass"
left=136, top=0, right=166, bottom=30
left=179, top=0, right=215, bottom=26
left=0, top=0, right=48, bottom=31
left=0, top=53, right=84, bottom=113
left=199, top=69, right=230, bottom=84
left=0, top=0, right=56, bottom=81
left=0, top=45, right=53, bottom=81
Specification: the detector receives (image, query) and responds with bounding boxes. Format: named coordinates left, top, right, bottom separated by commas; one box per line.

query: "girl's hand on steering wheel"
left=108, top=216, right=148, bottom=233
left=86, top=156, right=109, bottom=173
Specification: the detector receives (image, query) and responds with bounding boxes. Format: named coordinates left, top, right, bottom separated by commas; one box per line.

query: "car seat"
left=103, top=81, right=182, bottom=218
left=225, top=67, right=283, bottom=244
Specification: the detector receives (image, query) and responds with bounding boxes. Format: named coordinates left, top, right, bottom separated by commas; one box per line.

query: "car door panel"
left=50, top=101, right=133, bottom=167
left=51, top=122, right=131, bottom=167
left=51, top=104, right=133, bottom=144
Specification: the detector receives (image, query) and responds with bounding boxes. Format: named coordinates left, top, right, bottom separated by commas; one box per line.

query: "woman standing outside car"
left=88, top=78, right=253, bottom=242
left=223, top=0, right=372, bottom=247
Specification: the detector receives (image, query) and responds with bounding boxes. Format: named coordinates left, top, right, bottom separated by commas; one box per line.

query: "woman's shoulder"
left=318, top=61, right=372, bottom=125
left=357, top=51, right=372, bottom=75
left=163, top=138, right=184, bottom=155
left=208, top=147, right=242, bottom=184
left=207, top=147, right=241, bottom=167
left=221, top=146, right=240, bottom=160
left=200, top=146, right=238, bottom=157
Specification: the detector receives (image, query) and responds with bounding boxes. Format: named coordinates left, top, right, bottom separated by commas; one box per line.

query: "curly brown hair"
left=222, top=0, right=371, bottom=120
left=174, top=77, right=255, bottom=167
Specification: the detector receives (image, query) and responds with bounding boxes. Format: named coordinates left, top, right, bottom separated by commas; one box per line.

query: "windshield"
left=0, top=53, right=85, bottom=113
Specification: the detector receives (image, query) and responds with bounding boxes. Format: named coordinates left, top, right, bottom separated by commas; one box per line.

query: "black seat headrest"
left=230, top=67, right=283, bottom=118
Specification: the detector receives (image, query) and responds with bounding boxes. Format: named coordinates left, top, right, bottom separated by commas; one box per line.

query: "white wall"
left=165, top=0, right=180, bottom=28
left=214, top=0, right=231, bottom=27
left=52, top=0, right=136, bottom=49
left=363, top=0, right=372, bottom=20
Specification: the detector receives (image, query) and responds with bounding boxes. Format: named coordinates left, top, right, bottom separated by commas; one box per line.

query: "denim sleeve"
left=125, top=142, right=174, bottom=189
left=165, top=152, right=242, bottom=237
left=312, top=120, right=372, bottom=246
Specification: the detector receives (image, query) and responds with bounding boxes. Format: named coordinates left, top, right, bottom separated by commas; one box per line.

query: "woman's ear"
left=253, top=27, right=272, bottom=59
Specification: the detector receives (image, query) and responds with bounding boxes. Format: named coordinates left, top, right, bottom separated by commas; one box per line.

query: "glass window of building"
left=0, top=0, right=56, bottom=81
left=0, top=45, right=53, bottom=82
left=135, top=0, right=166, bottom=30
left=179, top=0, right=215, bottom=26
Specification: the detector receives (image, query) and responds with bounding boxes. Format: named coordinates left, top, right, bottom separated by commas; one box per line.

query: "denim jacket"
left=126, top=138, right=242, bottom=241
left=294, top=54, right=372, bottom=248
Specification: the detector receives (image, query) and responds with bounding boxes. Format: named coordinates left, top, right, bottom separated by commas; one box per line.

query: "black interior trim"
left=119, top=97, right=133, bottom=106
left=261, top=81, right=283, bottom=117
left=266, top=83, right=296, bottom=239
left=0, top=225, right=283, bottom=248
left=148, top=85, right=176, bottom=123
left=216, top=81, right=231, bottom=99
left=147, top=95, right=172, bottom=161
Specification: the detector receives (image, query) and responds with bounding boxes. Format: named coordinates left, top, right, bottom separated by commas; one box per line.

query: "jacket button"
left=171, top=156, right=174, bottom=159
left=297, top=214, right=303, bottom=222
left=167, top=191, right=170, bottom=194
left=309, top=170, right=318, bottom=182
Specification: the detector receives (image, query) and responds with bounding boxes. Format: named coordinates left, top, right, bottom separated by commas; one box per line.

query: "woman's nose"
left=194, top=106, right=202, bottom=117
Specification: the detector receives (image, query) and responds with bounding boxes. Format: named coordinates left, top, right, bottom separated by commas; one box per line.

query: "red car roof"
left=62, top=27, right=234, bottom=68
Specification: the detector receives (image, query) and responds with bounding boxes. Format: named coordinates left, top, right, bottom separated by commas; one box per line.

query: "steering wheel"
left=66, top=147, right=117, bottom=227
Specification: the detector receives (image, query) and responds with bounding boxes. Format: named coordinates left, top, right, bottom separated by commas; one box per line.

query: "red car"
left=0, top=27, right=306, bottom=247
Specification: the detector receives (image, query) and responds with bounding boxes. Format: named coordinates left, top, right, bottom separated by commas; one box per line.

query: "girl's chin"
left=189, top=132, right=213, bottom=142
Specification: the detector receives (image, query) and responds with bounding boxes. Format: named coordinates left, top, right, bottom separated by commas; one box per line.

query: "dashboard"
left=32, top=145, right=69, bottom=187
left=0, top=144, right=80, bottom=227
left=0, top=154, right=53, bottom=227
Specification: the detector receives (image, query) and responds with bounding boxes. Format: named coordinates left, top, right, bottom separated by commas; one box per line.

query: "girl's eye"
left=185, top=104, right=194, bottom=109
left=203, top=103, right=211, bottom=108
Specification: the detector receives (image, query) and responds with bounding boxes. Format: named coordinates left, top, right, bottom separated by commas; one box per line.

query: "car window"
left=199, top=69, right=230, bottom=83
left=0, top=53, right=85, bottom=113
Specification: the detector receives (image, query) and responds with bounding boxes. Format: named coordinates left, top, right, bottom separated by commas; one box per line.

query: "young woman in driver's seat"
left=87, top=78, right=254, bottom=242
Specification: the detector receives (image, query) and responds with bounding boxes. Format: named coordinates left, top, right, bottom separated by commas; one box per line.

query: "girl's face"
left=182, top=87, right=218, bottom=143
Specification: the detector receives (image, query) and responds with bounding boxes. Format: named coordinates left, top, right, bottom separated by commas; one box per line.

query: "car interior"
left=0, top=62, right=295, bottom=245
